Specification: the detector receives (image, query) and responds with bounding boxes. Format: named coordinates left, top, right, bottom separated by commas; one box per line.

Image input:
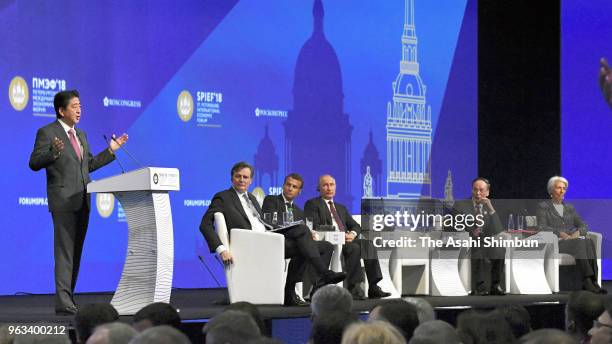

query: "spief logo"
left=8, top=76, right=29, bottom=111
left=177, top=90, right=194, bottom=122
left=96, top=193, right=115, bottom=218
left=251, top=187, right=265, bottom=206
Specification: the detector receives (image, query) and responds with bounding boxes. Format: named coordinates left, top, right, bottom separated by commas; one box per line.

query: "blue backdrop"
left=0, top=0, right=477, bottom=294
left=562, top=0, right=612, bottom=279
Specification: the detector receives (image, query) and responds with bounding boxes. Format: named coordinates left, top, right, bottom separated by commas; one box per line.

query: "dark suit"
left=199, top=188, right=332, bottom=290
left=304, top=197, right=382, bottom=288
left=536, top=200, right=597, bottom=279
left=451, top=199, right=504, bottom=289
left=261, top=194, right=334, bottom=290
left=29, top=120, right=115, bottom=310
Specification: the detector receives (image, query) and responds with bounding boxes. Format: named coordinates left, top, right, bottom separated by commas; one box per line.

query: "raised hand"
left=52, top=137, right=64, bottom=157
left=109, top=133, right=129, bottom=152
left=599, top=58, right=612, bottom=107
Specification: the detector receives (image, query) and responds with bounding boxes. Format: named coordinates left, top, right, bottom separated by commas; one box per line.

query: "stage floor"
left=0, top=288, right=575, bottom=323
left=3, top=286, right=602, bottom=343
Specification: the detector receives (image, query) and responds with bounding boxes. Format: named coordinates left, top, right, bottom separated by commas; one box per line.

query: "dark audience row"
left=1, top=287, right=611, bottom=343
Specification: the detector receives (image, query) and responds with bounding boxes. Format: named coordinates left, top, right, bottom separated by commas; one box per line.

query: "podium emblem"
left=96, top=193, right=115, bottom=218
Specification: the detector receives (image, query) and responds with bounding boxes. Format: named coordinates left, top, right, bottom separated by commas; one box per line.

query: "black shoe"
left=584, top=278, right=608, bottom=294
left=490, top=283, right=506, bottom=296
left=321, top=271, right=347, bottom=285
left=470, top=283, right=489, bottom=296
left=310, top=271, right=347, bottom=299
left=350, top=285, right=366, bottom=300
left=284, top=291, right=309, bottom=307
left=55, top=306, right=77, bottom=316
left=368, top=285, right=391, bottom=299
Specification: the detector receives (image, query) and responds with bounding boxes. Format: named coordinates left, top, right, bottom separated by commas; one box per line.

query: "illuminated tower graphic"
left=444, top=170, right=454, bottom=207
left=386, top=0, right=432, bottom=198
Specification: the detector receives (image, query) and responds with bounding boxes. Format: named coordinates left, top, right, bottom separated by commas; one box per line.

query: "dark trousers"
left=51, top=204, right=89, bottom=310
left=284, top=225, right=334, bottom=290
left=471, top=244, right=505, bottom=288
left=559, top=238, right=598, bottom=279
left=343, top=238, right=382, bottom=288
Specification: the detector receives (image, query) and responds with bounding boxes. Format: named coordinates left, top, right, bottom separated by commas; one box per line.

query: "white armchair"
left=550, top=231, right=602, bottom=292
left=214, top=212, right=286, bottom=304
left=505, top=231, right=555, bottom=294
left=387, top=230, right=430, bottom=296
left=429, top=231, right=471, bottom=296
left=504, top=231, right=602, bottom=294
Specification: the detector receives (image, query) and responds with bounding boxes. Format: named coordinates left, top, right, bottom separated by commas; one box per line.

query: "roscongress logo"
left=255, top=107, right=287, bottom=118
left=8, top=76, right=29, bottom=111
left=177, top=90, right=194, bottom=122
left=96, top=193, right=115, bottom=218
left=103, top=96, right=142, bottom=108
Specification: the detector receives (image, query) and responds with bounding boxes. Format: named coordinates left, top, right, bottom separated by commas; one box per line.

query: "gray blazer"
left=29, top=120, right=115, bottom=212
left=536, top=200, right=588, bottom=236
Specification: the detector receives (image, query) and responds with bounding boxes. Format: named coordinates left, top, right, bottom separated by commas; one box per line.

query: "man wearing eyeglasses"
left=451, top=177, right=505, bottom=296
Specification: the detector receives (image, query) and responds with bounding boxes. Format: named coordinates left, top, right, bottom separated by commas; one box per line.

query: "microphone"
left=197, top=254, right=223, bottom=288
left=108, top=134, right=143, bottom=168
left=103, top=135, right=125, bottom=174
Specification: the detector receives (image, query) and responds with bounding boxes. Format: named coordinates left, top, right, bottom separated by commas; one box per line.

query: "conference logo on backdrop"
left=251, top=187, right=265, bottom=206
left=8, top=76, right=29, bottom=111
left=31, top=76, right=67, bottom=117
left=96, top=193, right=115, bottom=218
left=254, top=107, right=287, bottom=119
left=177, top=90, right=194, bottom=122
left=103, top=96, right=142, bottom=108
left=177, top=89, right=224, bottom=127
left=196, top=91, right=223, bottom=127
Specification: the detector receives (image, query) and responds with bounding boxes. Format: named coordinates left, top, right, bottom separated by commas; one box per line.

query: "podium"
left=87, top=167, right=180, bottom=315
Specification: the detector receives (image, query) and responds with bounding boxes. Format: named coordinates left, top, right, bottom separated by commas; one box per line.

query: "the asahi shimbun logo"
left=96, top=193, right=115, bottom=218
left=8, top=76, right=29, bottom=111
left=177, top=90, right=194, bottom=122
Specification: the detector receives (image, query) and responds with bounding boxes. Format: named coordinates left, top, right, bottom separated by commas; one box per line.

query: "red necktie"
left=328, top=201, right=346, bottom=232
left=68, top=129, right=82, bottom=161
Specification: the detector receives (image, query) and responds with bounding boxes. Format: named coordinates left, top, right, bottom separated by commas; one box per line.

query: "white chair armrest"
left=227, top=229, right=285, bottom=304
left=214, top=212, right=230, bottom=248
left=587, top=231, right=602, bottom=285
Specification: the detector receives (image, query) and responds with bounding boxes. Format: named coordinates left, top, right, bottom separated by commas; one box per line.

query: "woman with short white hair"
left=536, top=176, right=605, bottom=294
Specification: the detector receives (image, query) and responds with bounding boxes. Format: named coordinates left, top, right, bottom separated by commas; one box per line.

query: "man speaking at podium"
left=29, top=90, right=128, bottom=315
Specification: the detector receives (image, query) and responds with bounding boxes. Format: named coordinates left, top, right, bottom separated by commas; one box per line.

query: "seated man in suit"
left=451, top=177, right=505, bottom=296
left=304, top=174, right=391, bottom=300
left=199, top=162, right=345, bottom=306
left=262, top=173, right=335, bottom=305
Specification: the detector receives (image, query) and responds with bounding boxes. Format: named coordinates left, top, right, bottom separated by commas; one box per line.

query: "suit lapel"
left=275, top=194, right=285, bottom=212
left=52, top=121, right=81, bottom=163
left=248, top=193, right=262, bottom=215
left=546, top=200, right=563, bottom=220
left=319, top=198, right=333, bottom=225
left=75, top=128, right=88, bottom=159
left=228, top=188, right=250, bottom=223
left=335, top=202, right=347, bottom=224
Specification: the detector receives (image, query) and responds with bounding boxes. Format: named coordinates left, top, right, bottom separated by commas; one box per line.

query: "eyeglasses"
left=593, top=320, right=612, bottom=330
